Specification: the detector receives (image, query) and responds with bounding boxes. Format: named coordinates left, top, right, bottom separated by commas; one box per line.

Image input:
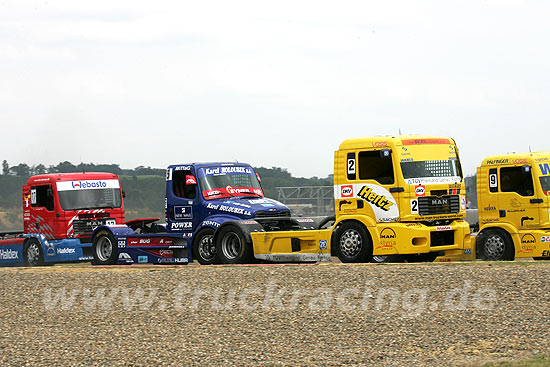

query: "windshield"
left=197, top=166, right=264, bottom=200
left=58, top=188, right=122, bottom=210
left=540, top=176, right=550, bottom=195
left=401, top=160, right=463, bottom=179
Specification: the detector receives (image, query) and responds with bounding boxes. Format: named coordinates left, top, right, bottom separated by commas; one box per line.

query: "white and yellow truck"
left=214, top=135, right=471, bottom=264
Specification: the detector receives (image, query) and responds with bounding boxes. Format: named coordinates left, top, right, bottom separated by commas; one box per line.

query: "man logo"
left=521, top=234, right=536, bottom=244
left=379, top=228, right=396, bottom=249
left=341, top=185, right=353, bottom=198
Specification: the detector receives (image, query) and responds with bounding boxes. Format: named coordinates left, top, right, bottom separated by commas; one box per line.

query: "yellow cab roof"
left=480, top=152, right=550, bottom=167
left=338, top=135, right=455, bottom=150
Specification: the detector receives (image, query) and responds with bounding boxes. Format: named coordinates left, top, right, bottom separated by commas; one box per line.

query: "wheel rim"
left=485, top=235, right=505, bottom=259
left=198, top=234, right=215, bottom=261
left=221, top=232, right=242, bottom=260
left=96, top=237, right=113, bottom=262
left=340, top=229, right=362, bottom=258
left=26, top=243, right=40, bottom=266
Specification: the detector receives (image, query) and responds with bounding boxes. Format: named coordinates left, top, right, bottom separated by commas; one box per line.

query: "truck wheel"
left=216, top=226, right=254, bottom=264
left=403, top=253, right=438, bottom=262
left=92, top=230, right=118, bottom=265
left=478, top=229, right=514, bottom=261
left=193, top=228, right=219, bottom=265
left=24, top=239, right=44, bottom=266
left=333, top=222, right=372, bottom=263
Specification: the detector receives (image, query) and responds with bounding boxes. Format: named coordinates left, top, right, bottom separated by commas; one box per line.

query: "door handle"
left=530, top=198, right=543, bottom=204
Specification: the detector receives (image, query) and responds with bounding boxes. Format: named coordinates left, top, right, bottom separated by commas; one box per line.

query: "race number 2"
left=410, top=199, right=418, bottom=214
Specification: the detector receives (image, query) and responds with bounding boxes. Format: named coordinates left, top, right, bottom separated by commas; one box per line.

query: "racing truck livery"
left=473, top=152, right=550, bottom=260
left=0, top=173, right=125, bottom=266
left=91, top=162, right=299, bottom=265
left=208, top=136, right=470, bottom=264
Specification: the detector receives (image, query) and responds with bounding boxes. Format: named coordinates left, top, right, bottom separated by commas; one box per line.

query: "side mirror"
left=47, top=188, right=53, bottom=198
left=122, top=190, right=126, bottom=198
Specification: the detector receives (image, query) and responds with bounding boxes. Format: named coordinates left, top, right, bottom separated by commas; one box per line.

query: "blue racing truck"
left=91, top=162, right=326, bottom=265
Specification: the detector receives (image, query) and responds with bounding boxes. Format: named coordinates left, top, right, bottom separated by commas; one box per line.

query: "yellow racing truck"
left=214, top=135, right=471, bottom=264
left=474, top=152, right=550, bottom=260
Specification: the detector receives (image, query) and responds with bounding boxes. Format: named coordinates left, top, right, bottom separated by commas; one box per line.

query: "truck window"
left=173, top=170, right=196, bottom=199
left=358, top=151, right=394, bottom=185
left=500, top=167, right=534, bottom=196
left=31, top=185, right=54, bottom=211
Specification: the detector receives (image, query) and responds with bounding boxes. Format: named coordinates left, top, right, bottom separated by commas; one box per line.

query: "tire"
left=193, top=227, right=219, bottom=265
left=333, top=222, right=372, bottom=263
left=403, top=252, right=439, bottom=263
left=216, top=226, right=254, bottom=264
left=92, top=230, right=118, bottom=265
left=24, top=238, right=44, bottom=266
left=477, top=228, right=514, bottom=261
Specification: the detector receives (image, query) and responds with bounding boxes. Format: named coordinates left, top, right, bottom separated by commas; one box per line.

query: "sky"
left=1, top=0, right=549, bottom=178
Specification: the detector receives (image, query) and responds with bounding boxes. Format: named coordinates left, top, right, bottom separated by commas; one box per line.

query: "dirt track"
left=0, top=261, right=549, bottom=366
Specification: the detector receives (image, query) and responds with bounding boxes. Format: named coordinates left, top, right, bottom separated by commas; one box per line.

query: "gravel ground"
left=0, top=261, right=549, bottom=366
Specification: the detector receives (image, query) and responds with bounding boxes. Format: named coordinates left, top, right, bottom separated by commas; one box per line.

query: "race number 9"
left=410, top=199, right=419, bottom=214
left=489, top=173, right=497, bottom=188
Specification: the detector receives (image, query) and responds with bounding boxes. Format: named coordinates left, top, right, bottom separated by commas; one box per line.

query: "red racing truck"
left=0, top=173, right=125, bottom=266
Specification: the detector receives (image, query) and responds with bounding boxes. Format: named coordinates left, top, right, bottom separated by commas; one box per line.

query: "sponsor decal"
left=204, top=167, right=253, bottom=175
left=400, top=158, right=413, bottom=162
left=174, top=206, right=193, bottom=220
left=540, top=163, right=550, bottom=176
left=56, top=248, right=75, bottom=254
left=484, top=205, right=497, bottom=211
left=510, top=199, right=521, bottom=208
left=464, top=249, right=472, bottom=255
left=57, top=179, right=120, bottom=191
left=372, top=141, right=388, bottom=147
left=486, top=159, right=509, bottom=165
left=185, top=175, right=197, bottom=185
left=118, top=240, right=126, bottom=248
left=171, top=222, right=193, bottom=230
left=138, top=256, right=148, bottom=263
left=0, top=249, right=19, bottom=260
left=174, top=166, right=192, bottom=171
left=206, top=203, right=252, bottom=216
left=118, top=253, right=133, bottom=262
left=461, top=196, right=466, bottom=210
left=520, top=234, right=536, bottom=253
left=512, top=159, right=527, bottom=164
left=431, top=198, right=449, bottom=206
left=401, top=138, right=450, bottom=145
left=435, top=226, right=452, bottom=231
left=341, top=185, right=353, bottom=198
left=319, top=240, right=327, bottom=250
left=159, top=250, right=173, bottom=256
left=406, top=176, right=461, bottom=185
left=231, top=202, right=252, bottom=208
left=358, top=186, right=393, bottom=211
left=415, top=185, right=426, bottom=197
left=202, top=220, right=221, bottom=228
left=541, top=236, right=550, bottom=243
left=378, top=228, right=396, bottom=250
left=449, top=188, right=460, bottom=195
left=296, top=218, right=314, bottom=223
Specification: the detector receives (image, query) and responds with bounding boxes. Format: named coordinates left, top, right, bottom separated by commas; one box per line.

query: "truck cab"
left=476, top=152, right=550, bottom=260
left=332, top=136, right=471, bottom=262
left=0, top=172, right=125, bottom=266
left=165, top=163, right=291, bottom=264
